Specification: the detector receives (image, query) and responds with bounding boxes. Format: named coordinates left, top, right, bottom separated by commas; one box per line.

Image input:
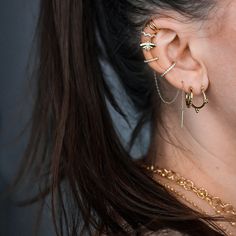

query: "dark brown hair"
left=18, top=0, right=225, bottom=235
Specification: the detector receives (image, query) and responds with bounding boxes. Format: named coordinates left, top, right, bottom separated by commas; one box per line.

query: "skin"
left=142, top=1, right=236, bottom=234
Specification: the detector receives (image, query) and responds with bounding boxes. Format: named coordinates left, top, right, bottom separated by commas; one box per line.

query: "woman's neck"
left=147, top=103, right=236, bottom=233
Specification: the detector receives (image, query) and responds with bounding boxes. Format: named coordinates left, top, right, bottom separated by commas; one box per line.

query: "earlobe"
left=141, top=17, right=210, bottom=96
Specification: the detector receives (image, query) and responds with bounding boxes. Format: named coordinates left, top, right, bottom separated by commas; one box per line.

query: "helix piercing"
left=147, top=20, right=160, bottom=32
left=161, top=62, right=177, bottom=78
left=140, top=41, right=157, bottom=51
left=141, top=31, right=156, bottom=38
left=144, top=57, right=159, bottom=63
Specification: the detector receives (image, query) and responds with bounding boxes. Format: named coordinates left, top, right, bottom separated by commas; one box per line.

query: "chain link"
left=156, top=179, right=233, bottom=236
left=143, top=165, right=236, bottom=227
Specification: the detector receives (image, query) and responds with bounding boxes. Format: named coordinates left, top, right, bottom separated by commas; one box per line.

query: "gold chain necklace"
left=156, top=179, right=233, bottom=236
left=141, top=164, right=236, bottom=234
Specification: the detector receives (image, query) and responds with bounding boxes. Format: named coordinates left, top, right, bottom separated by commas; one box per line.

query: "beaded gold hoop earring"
left=185, top=87, right=208, bottom=113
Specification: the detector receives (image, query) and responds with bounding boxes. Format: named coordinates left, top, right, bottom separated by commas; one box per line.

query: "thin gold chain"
left=156, top=179, right=233, bottom=236
left=143, top=164, right=236, bottom=226
left=141, top=164, right=236, bottom=235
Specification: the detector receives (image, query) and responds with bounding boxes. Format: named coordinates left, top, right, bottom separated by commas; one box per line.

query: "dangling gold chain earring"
left=185, top=86, right=208, bottom=113
left=154, top=62, right=180, bottom=105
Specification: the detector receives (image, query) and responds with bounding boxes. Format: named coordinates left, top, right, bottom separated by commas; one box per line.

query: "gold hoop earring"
left=185, top=87, right=208, bottom=113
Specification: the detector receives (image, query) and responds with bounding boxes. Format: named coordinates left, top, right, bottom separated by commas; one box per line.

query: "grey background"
left=0, top=1, right=149, bottom=235
left=0, top=1, right=53, bottom=235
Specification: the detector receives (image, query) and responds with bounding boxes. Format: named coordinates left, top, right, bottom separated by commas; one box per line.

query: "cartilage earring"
left=147, top=20, right=160, bottom=32
left=140, top=41, right=157, bottom=51
left=140, top=19, right=159, bottom=51
left=161, top=62, right=177, bottom=78
left=185, top=86, right=208, bottom=113
left=144, top=57, right=159, bottom=63
left=141, top=31, right=156, bottom=38
left=154, top=62, right=180, bottom=105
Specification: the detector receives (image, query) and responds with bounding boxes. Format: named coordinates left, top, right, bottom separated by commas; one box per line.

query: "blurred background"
left=0, top=1, right=149, bottom=235
left=0, top=1, right=53, bottom=235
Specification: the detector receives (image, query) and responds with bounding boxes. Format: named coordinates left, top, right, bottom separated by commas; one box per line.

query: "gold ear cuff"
left=146, top=20, right=160, bottom=32
left=140, top=20, right=160, bottom=51
left=144, top=57, right=159, bottom=63
left=140, top=41, right=157, bottom=51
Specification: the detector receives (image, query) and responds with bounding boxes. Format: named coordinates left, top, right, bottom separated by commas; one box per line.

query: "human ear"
left=141, top=17, right=209, bottom=95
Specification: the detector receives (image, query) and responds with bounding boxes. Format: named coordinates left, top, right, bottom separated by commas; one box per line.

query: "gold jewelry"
left=157, top=179, right=233, bottom=236
left=141, top=31, right=156, bottom=38
left=154, top=72, right=180, bottom=105
left=143, top=165, right=236, bottom=226
left=153, top=62, right=179, bottom=105
left=148, top=20, right=160, bottom=32
left=140, top=41, right=157, bottom=51
left=185, top=86, right=208, bottom=113
left=161, top=62, right=177, bottom=78
left=144, top=57, right=159, bottom=63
